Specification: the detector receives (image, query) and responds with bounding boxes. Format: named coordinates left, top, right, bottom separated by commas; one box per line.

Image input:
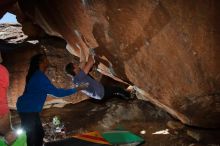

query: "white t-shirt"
left=73, top=70, right=104, bottom=100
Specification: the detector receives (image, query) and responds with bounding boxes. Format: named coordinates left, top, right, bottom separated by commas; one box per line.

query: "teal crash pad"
left=102, top=130, right=144, bottom=145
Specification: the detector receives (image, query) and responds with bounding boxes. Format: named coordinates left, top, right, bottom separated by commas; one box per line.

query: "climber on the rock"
left=65, top=48, right=135, bottom=100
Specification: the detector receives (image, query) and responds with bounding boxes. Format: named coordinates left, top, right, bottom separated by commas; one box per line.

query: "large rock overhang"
left=1, top=0, right=220, bottom=128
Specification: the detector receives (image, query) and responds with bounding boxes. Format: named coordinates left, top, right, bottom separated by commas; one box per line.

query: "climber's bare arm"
left=82, top=55, right=95, bottom=74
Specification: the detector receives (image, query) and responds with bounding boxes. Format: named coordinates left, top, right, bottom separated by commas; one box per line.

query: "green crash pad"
left=0, top=133, right=27, bottom=146
left=102, top=130, right=144, bottom=145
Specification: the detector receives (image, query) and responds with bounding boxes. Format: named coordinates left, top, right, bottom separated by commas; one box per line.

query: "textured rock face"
left=5, top=0, right=220, bottom=127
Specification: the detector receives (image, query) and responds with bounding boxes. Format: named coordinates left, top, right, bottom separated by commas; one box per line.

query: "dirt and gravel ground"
left=11, top=98, right=220, bottom=146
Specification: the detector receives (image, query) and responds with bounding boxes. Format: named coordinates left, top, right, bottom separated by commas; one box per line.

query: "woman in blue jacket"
left=16, top=54, right=87, bottom=146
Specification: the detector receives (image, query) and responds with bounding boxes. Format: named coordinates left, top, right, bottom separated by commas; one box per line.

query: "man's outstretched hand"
left=89, top=48, right=96, bottom=57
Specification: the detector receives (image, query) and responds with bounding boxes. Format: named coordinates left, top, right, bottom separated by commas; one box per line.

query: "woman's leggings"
left=19, top=112, right=44, bottom=146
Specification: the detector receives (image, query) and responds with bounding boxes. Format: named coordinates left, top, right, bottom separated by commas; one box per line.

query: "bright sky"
left=0, top=12, right=18, bottom=23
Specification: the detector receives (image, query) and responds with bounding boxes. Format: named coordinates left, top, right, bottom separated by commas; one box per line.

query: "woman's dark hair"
left=65, top=63, right=75, bottom=76
left=26, top=53, right=46, bottom=84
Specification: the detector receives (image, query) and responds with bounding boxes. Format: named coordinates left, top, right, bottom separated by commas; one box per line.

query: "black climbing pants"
left=103, top=85, right=130, bottom=100
left=19, top=112, right=44, bottom=146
